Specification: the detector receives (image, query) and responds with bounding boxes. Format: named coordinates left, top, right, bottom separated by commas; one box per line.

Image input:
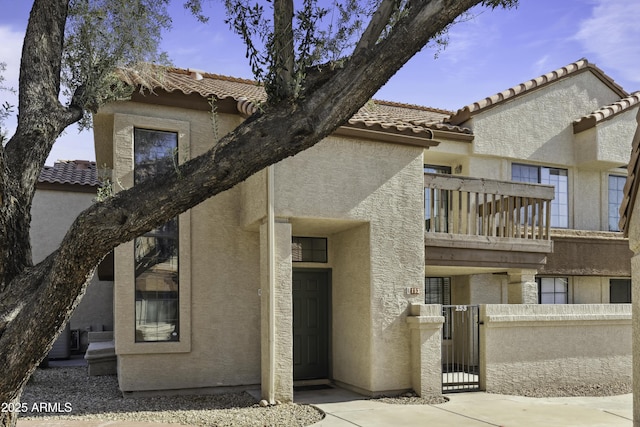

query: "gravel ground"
left=20, top=367, right=323, bottom=426
left=373, top=392, right=448, bottom=405
left=20, top=365, right=628, bottom=425
left=488, top=382, right=632, bottom=398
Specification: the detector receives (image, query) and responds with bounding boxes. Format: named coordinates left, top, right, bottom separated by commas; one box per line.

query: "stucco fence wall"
left=479, top=304, right=631, bottom=394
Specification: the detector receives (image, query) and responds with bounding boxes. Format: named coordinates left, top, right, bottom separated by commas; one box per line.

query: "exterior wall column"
left=406, top=303, right=444, bottom=396
left=507, top=269, right=538, bottom=304
left=632, top=253, right=640, bottom=427
left=260, top=219, right=293, bottom=403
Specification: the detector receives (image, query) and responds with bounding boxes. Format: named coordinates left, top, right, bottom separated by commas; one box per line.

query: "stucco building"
left=93, top=59, right=636, bottom=400
left=32, top=160, right=114, bottom=356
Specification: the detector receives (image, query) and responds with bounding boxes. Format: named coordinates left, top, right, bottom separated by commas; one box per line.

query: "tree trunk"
left=0, top=1, right=507, bottom=426
left=0, top=394, right=22, bottom=427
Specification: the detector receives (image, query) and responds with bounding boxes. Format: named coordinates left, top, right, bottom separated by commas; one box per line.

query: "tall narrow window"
left=609, top=175, right=626, bottom=232
left=134, top=128, right=179, bottom=342
left=537, top=277, right=568, bottom=304
left=424, top=165, right=451, bottom=232
left=512, top=164, right=568, bottom=228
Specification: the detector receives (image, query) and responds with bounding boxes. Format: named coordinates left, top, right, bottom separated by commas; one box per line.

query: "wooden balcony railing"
left=424, top=173, right=555, bottom=241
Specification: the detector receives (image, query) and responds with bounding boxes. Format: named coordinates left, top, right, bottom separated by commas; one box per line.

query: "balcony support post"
left=507, top=269, right=538, bottom=304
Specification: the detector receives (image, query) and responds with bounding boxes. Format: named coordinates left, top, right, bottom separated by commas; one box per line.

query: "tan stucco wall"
left=97, top=100, right=425, bottom=394
left=331, top=224, right=372, bottom=391
left=469, top=72, right=620, bottom=163
left=272, top=136, right=426, bottom=394
left=572, top=276, right=606, bottom=303
left=632, top=253, right=640, bottom=427
left=450, top=273, right=623, bottom=305
left=423, top=72, right=633, bottom=293
left=429, top=72, right=634, bottom=233
left=480, top=304, right=632, bottom=393
left=626, top=205, right=640, bottom=425
left=469, top=274, right=505, bottom=304
left=260, top=220, right=293, bottom=402
left=100, top=103, right=262, bottom=392
left=407, top=304, right=444, bottom=396
left=116, top=186, right=262, bottom=392
left=31, top=188, right=114, bottom=348
left=590, top=108, right=639, bottom=168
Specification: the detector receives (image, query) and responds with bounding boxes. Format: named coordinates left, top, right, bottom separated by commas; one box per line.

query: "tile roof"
left=118, top=66, right=471, bottom=137
left=448, top=59, right=629, bottom=126
left=119, top=66, right=266, bottom=104
left=38, top=160, right=100, bottom=187
left=347, top=100, right=471, bottom=136
left=573, top=92, right=640, bottom=133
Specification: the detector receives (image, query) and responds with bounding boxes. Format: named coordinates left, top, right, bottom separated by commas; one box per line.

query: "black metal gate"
left=442, top=305, right=480, bottom=393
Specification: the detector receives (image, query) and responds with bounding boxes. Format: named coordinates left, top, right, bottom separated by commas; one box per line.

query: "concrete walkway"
left=17, top=388, right=633, bottom=427
left=298, top=388, right=632, bottom=426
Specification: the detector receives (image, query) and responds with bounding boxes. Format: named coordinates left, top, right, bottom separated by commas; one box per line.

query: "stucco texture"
left=97, top=102, right=426, bottom=396
left=272, top=136, right=425, bottom=394
left=480, top=304, right=631, bottom=393
left=469, top=72, right=621, bottom=164
left=31, top=189, right=114, bottom=348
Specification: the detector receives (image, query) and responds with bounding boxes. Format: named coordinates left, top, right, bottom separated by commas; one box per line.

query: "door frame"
left=292, top=268, right=332, bottom=383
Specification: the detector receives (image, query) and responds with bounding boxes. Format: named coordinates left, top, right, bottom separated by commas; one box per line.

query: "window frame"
left=608, top=174, right=626, bottom=232
left=512, top=163, right=569, bottom=229
left=292, top=236, right=328, bottom=263
left=610, top=278, right=631, bottom=303
left=112, top=114, right=191, bottom=355
left=424, top=165, right=452, bottom=232
left=537, top=277, right=569, bottom=304
left=133, top=128, right=180, bottom=343
left=425, top=277, right=452, bottom=339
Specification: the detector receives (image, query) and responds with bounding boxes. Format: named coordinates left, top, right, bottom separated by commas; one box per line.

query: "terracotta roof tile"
left=119, top=65, right=471, bottom=137
left=38, top=160, right=100, bottom=187
left=448, top=59, right=629, bottom=126
left=119, top=66, right=266, bottom=104
left=573, top=92, right=640, bottom=133
left=346, top=100, right=471, bottom=137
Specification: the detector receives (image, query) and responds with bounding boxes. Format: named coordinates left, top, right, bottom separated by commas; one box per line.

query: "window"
left=425, top=277, right=452, bottom=339
left=610, top=279, right=631, bottom=303
left=425, top=277, right=451, bottom=305
left=424, top=165, right=452, bottom=232
left=609, top=175, right=626, bottom=232
left=537, top=277, right=568, bottom=304
left=134, top=128, right=179, bottom=342
left=292, top=237, right=327, bottom=262
left=512, top=164, right=568, bottom=228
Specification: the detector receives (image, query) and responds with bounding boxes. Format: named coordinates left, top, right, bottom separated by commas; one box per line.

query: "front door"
left=293, top=270, right=330, bottom=380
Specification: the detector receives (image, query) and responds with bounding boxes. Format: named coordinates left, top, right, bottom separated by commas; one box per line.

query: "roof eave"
left=449, top=59, right=629, bottom=127
left=334, top=125, right=439, bottom=149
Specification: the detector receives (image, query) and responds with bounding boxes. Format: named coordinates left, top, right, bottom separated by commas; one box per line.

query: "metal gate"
left=442, top=305, right=480, bottom=393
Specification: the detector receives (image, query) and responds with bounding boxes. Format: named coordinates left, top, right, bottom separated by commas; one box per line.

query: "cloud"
left=0, top=25, right=23, bottom=86
left=533, top=55, right=551, bottom=75
left=575, top=0, right=640, bottom=84
left=436, top=11, right=500, bottom=65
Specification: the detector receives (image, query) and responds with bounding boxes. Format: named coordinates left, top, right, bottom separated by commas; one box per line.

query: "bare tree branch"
left=353, top=0, right=399, bottom=54
left=271, top=0, right=296, bottom=99
left=0, top=1, right=519, bottom=425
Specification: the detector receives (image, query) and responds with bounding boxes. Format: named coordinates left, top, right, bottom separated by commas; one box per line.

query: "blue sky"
left=1, top=0, right=640, bottom=164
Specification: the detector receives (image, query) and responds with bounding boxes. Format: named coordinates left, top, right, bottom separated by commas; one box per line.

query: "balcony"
left=424, top=173, right=555, bottom=275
